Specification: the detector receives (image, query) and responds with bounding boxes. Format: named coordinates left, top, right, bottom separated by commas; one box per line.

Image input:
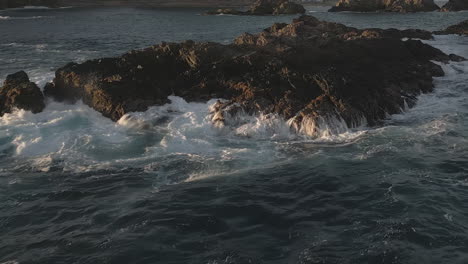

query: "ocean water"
left=0, top=6, right=468, bottom=264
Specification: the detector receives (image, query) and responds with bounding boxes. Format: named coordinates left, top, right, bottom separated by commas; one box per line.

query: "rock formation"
left=206, top=0, right=306, bottom=15
left=329, top=0, right=440, bottom=12
left=0, top=71, right=45, bottom=116
left=434, top=20, right=468, bottom=35
left=42, top=16, right=464, bottom=136
left=440, top=0, right=468, bottom=11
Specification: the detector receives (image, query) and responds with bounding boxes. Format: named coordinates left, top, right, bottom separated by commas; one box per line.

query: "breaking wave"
left=0, top=94, right=367, bottom=176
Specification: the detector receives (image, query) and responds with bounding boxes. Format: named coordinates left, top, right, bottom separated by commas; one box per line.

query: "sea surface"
left=0, top=5, right=468, bottom=264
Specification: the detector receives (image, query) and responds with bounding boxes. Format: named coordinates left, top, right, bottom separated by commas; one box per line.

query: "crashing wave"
left=209, top=100, right=367, bottom=139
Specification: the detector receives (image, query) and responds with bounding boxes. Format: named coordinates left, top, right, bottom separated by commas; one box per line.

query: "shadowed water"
left=0, top=6, right=468, bottom=264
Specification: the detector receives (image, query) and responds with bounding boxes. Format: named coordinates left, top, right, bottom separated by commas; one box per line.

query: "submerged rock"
left=440, top=0, right=468, bottom=11
left=434, top=20, right=468, bottom=35
left=329, top=0, right=440, bottom=12
left=206, top=0, right=306, bottom=15
left=0, top=71, right=45, bottom=116
left=44, top=16, right=462, bottom=136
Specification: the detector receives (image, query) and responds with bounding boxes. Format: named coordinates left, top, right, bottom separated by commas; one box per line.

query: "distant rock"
left=329, top=0, right=440, bottom=12
left=250, top=0, right=306, bottom=14
left=434, top=20, right=468, bottom=35
left=0, top=71, right=45, bottom=116
left=205, top=8, right=245, bottom=15
left=41, top=16, right=465, bottom=137
left=206, top=0, right=306, bottom=15
left=440, top=0, right=468, bottom=11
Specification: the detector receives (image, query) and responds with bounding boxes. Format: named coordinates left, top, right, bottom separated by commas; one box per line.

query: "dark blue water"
left=0, top=6, right=468, bottom=264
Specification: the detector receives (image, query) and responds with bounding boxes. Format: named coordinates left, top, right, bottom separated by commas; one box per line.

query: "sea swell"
left=0, top=8, right=468, bottom=263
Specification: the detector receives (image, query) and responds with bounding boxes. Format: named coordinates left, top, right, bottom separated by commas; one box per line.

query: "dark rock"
left=0, top=71, right=45, bottom=116
left=44, top=16, right=461, bottom=136
left=205, top=8, right=244, bottom=15
left=250, top=0, right=306, bottom=14
left=329, top=0, right=440, bottom=12
left=440, top=0, right=468, bottom=11
left=206, top=0, right=306, bottom=15
left=434, top=20, right=468, bottom=35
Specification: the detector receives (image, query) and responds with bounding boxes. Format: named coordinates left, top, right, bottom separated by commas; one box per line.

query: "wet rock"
left=206, top=0, right=306, bottom=15
left=44, top=16, right=461, bottom=136
left=205, top=8, right=244, bottom=15
left=434, top=20, right=468, bottom=35
left=0, top=71, right=45, bottom=116
left=440, top=0, right=468, bottom=11
left=329, top=0, right=440, bottom=12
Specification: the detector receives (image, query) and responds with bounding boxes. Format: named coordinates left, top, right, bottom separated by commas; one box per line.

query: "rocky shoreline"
left=329, top=0, right=440, bottom=12
left=1, top=16, right=466, bottom=137
left=328, top=0, right=468, bottom=12
left=206, top=0, right=305, bottom=15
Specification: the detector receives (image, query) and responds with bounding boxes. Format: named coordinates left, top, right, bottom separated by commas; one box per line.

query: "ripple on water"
left=0, top=8, right=468, bottom=264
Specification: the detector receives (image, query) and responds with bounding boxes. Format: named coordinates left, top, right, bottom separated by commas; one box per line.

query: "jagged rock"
left=434, top=20, right=468, bottom=35
left=206, top=0, right=306, bottom=15
left=250, top=0, right=306, bottom=14
left=43, top=16, right=462, bottom=136
left=440, top=0, right=468, bottom=11
left=329, top=0, right=440, bottom=12
left=0, top=71, right=45, bottom=116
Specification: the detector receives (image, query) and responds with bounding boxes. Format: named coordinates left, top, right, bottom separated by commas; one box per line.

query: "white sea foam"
left=22, top=6, right=53, bottom=9
left=0, top=94, right=367, bottom=176
left=0, top=15, right=52, bottom=20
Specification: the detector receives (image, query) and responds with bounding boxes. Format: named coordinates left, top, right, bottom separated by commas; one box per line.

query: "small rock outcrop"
left=42, top=16, right=464, bottom=136
left=206, top=0, right=306, bottom=15
left=250, top=0, right=306, bottom=14
left=329, top=0, right=440, bottom=12
left=0, top=71, right=45, bottom=116
left=434, top=20, right=468, bottom=35
left=206, top=8, right=244, bottom=15
left=440, top=0, right=468, bottom=11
